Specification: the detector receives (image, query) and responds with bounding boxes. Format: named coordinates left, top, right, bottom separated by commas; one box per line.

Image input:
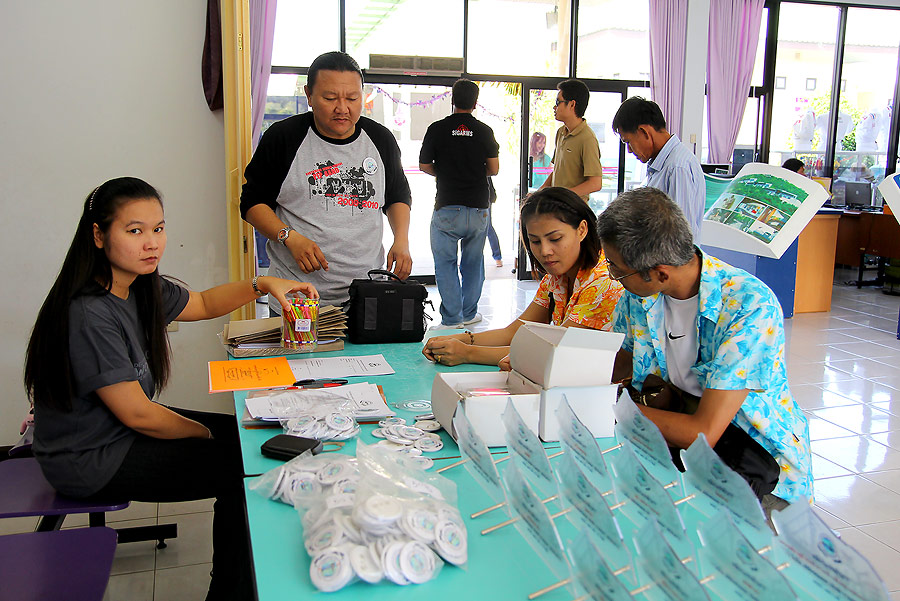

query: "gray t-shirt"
left=240, top=112, right=412, bottom=307
left=33, top=279, right=189, bottom=497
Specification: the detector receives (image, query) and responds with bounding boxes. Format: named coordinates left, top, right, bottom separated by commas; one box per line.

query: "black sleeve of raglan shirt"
left=359, top=118, right=413, bottom=213
left=239, top=113, right=312, bottom=219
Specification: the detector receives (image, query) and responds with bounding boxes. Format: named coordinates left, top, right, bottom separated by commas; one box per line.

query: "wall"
left=0, top=1, right=231, bottom=444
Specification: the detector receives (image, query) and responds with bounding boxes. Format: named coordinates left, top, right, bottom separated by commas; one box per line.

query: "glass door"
left=517, top=86, right=626, bottom=279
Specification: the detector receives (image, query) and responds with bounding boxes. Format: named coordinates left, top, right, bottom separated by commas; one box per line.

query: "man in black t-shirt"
left=419, top=79, right=500, bottom=328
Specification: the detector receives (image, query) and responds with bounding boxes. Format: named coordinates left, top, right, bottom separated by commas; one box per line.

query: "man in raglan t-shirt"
left=241, top=51, right=412, bottom=309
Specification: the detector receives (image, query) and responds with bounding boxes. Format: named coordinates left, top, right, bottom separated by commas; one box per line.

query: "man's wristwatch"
left=251, top=276, right=265, bottom=297
left=277, top=227, right=293, bottom=245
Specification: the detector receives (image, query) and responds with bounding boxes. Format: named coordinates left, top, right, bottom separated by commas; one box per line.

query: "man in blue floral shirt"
left=598, top=187, right=812, bottom=508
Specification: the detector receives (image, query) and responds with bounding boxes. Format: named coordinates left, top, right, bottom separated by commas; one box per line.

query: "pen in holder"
left=282, top=297, right=318, bottom=350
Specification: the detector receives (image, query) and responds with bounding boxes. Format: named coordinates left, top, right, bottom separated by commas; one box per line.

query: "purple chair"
left=0, top=458, right=176, bottom=548
left=0, top=527, right=117, bottom=601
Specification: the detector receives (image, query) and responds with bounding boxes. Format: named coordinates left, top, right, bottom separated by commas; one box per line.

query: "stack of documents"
left=244, top=383, right=396, bottom=424
left=221, top=308, right=347, bottom=357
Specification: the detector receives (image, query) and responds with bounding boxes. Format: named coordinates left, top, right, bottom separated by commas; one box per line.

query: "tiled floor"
left=5, top=264, right=900, bottom=599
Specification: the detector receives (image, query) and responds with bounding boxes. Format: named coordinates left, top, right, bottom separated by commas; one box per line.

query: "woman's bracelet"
left=464, top=330, right=475, bottom=345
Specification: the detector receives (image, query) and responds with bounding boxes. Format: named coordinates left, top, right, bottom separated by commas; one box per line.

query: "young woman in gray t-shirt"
left=24, top=176, right=317, bottom=600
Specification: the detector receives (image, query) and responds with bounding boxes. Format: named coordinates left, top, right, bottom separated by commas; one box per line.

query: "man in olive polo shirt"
left=538, top=79, right=603, bottom=202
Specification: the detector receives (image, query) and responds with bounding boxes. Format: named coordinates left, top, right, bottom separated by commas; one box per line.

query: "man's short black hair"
left=307, top=51, right=363, bottom=90
left=452, top=79, right=479, bottom=110
left=557, top=79, right=590, bottom=118
left=612, top=96, right=667, bottom=134
left=782, top=158, right=804, bottom=173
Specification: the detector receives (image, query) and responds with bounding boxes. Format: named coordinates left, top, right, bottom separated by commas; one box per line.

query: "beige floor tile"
left=786, top=362, right=859, bottom=386
left=819, top=378, right=897, bottom=404
left=158, top=499, right=215, bottom=517
left=830, top=527, right=900, bottom=592
left=813, top=475, right=900, bottom=526
left=828, top=358, right=900, bottom=380
left=859, top=519, right=900, bottom=554
left=861, top=469, right=900, bottom=496
left=103, top=570, right=154, bottom=601
left=806, top=416, right=858, bottom=441
left=812, top=436, right=900, bottom=473
left=108, top=517, right=160, bottom=575
left=155, top=511, right=213, bottom=569
left=811, top=506, right=852, bottom=531
left=869, top=432, right=900, bottom=451
left=811, top=453, right=854, bottom=479
left=153, top=563, right=212, bottom=601
left=792, top=385, right=860, bottom=410
left=810, top=405, right=900, bottom=435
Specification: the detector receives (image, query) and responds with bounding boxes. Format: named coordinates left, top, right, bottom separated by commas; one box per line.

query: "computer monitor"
left=732, top=148, right=755, bottom=175
left=701, top=163, right=730, bottom=175
left=844, top=181, right=873, bottom=209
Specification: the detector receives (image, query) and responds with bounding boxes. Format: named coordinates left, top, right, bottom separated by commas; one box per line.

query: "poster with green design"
left=701, top=163, right=828, bottom=259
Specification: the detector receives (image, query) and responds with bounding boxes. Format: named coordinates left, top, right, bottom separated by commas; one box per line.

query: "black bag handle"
left=367, top=269, right=406, bottom=283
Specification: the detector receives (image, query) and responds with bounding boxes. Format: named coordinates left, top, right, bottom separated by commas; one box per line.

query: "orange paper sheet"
left=208, top=356, right=295, bottom=393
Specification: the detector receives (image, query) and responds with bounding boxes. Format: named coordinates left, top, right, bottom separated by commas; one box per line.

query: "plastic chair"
left=0, top=457, right=176, bottom=548
left=0, top=527, right=117, bottom=601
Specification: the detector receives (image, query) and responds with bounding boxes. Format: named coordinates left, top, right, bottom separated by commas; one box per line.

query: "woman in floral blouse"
left=422, top=187, right=623, bottom=367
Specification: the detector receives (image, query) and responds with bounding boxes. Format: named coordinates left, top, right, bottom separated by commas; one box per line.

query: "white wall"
left=0, top=1, right=232, bottom=444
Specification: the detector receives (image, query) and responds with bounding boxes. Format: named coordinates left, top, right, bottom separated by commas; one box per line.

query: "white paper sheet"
left=244, top=382, right=395, bottom=420
left=286, top=354, right=395, bottom=380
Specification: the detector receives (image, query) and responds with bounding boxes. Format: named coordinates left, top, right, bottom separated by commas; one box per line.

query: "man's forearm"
left=386, top=202, right=411, bottom=240
left=245, top=204, right=288, bottom=241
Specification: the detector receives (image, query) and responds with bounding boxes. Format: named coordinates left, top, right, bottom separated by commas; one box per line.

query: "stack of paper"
left=245, top=383, right=395, bottom=421
left=220, top=307, right=347, bottom=357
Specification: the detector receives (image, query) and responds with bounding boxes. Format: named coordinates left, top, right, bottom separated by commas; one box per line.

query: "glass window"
left=468, top=0, right=571, bottom=77
left=833, top=7, right=900, bottom=203
left=345, top=0, right=463, bottom=70
left=575, top=0, right=650, bottom=81
left=261, top=74, right=308, bottom=141
left=271, top=0, right=340, bottom=67
left=768, top=3, right=840, bottom=175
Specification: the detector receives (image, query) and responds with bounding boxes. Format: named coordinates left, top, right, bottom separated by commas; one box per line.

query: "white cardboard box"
left=431, top=322, right=625, bottom=445
left=509, top=321, right=623, bottom=388
left=431, top=371, right=541, bottom=447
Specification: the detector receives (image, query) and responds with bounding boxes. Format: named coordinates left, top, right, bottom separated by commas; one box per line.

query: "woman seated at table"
left=422, top=187, right=624, bottom=367
left=24, top=177, right=317, bottom=601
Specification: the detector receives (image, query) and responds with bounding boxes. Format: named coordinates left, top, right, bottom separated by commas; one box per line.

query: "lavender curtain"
left=250, top=0, right=278, bottom=149
left=648, top=0, right=688, bottom=137
left=706, top=0, right=764, bottom=163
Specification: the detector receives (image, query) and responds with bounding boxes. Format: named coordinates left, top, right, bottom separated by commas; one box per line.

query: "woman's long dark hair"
left=24, top=177, right=171, bottom=412
left=519, top=186, right=601, bottom=277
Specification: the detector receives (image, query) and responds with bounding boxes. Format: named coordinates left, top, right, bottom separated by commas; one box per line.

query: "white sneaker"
left=462, top=313, right=483, bottom=325
left=430, top=322, right=463, bottom=331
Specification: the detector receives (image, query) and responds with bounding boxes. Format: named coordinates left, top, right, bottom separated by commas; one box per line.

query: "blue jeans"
left=487, top=206, right=501, bottom=261
left=431, top=206, right=489, bottom=325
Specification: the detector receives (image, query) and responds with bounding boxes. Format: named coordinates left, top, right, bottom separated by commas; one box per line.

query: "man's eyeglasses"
left=554, top=98, right=568, bottom=107
left=605, top=259, right=640, bottom=282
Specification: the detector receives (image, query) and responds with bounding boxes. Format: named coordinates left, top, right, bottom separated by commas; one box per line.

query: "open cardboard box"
left=431, top=371, right=541, bottom=447
left=432, top=321, right=625, bottom=444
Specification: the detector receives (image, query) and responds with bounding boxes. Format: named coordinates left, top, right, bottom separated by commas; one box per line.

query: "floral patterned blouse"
left=612, top=251, right=813, bottom=504
left=533, top=250, right=624, bottom=330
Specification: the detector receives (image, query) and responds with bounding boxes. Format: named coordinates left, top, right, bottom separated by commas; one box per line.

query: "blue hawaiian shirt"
left=612, top=252, right=813, bottom=503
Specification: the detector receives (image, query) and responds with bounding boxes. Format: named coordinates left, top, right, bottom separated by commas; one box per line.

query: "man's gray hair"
left=597, top=187, right=696, bottom=274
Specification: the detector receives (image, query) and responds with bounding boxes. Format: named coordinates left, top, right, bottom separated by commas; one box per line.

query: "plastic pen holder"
left=282, top=297, right=318, bottom=350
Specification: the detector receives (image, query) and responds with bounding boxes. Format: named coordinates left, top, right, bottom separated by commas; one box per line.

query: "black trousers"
left=90, top=407, right=251, bottom=601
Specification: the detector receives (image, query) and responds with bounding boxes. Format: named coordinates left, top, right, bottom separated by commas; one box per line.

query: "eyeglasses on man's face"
left=554, top=98, right=568, bottom=107
left=605, top=259, right=640, bottom=282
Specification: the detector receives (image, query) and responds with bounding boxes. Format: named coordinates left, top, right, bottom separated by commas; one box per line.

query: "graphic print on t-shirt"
left=306, top=160, right=378, bottom=212
left=452, top=124, right=474, bottom=137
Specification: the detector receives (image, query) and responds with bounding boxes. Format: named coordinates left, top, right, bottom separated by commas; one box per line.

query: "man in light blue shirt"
left=612, top=97, right=706, bottom=240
